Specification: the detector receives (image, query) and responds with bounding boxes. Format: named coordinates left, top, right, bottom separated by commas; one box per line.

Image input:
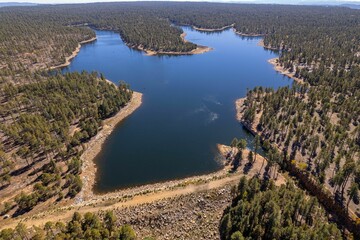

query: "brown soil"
left=192, top=24, right=235, bottom=32
left=234, top=29, right=264, bottom=37
left=268, top=58, right=304, bottom=83
left=0, top=142, right=286, bottom=230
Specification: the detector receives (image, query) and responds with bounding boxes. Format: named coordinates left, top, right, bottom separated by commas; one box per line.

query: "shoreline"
left=258, top=39, right=265, bottom=47
left=0, top=145, right=232, bottom=229
left=50, top=37, right=97, bottom=70
left=235, top=97, right=259, bottom=136
left=129, top=30, right=213, bottom=56
left=82, top=142, right=286, bottom=206
left=144, top=45, right=213, bottom=56
left=257, top=39, right=304, bottom=84
left=233, top=29, right=264, bottom=37
left=0, top=143, right=286, bottom=230
left=268, top=57, right=303, bottom=83
left=0, top=25, right=291, bottom=229
left=234, top=43, right=359, bottom=234
left=235, top=98, right=246, bottom=122
left=79, top=91, right=143, bottom=201
left=80, top=143, right=230, bottom=202
left=192, top=23, right=235, bottom=32
left=234, top=96, right=359, bottom=234
left=258, top=39, right=279, bottom=51
left=190, top=23, right=264, bottom=37
left=74, top=26, right=280, bottom=203
left=235, top=97, right=258, bottom=133
left=127, top=24, right=268, bottom=56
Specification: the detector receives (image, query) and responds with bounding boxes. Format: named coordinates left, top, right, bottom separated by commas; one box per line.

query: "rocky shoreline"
left=1, top=142, right=287, bottom=230
left=113, top=186, right=233, bottom=239
left=268, top=58, right=304, bottom=83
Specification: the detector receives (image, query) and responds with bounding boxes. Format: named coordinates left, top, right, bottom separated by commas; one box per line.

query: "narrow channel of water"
left=64, top=27, right=292, bottom=192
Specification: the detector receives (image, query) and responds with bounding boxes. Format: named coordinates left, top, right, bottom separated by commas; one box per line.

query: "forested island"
left=0, top=1, right=359, bottom=239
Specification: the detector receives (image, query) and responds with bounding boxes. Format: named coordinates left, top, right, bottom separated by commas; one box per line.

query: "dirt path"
left=1, top=172, right=239, bottom=229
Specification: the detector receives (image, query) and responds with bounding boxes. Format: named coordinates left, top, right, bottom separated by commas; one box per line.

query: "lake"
left=64, top=26, right=292, bottom=192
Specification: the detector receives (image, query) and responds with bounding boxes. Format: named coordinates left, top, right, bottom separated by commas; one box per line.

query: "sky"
left=0, top=0, right=359, bottom=5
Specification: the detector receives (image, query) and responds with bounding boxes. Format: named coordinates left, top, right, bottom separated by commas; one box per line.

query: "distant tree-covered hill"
left=0, top=2, right=38, bottom=7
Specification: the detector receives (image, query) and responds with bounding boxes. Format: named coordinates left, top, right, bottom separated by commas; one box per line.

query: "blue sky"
left=0, top=0, right=359, bottom=4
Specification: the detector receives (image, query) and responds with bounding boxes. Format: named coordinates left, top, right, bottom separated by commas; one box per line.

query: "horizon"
left=0, top=0, right=359, bottom=6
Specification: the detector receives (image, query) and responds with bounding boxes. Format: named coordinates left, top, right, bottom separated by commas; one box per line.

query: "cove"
left=64, top=27, right=292, bottom=193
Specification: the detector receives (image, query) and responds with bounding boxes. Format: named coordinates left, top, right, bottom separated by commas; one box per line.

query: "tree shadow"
left=12, top=208, right=31, bottom=218
left=262, top=165, right=271, bottom=182
left=243, top=162, right=253, bottom=174
left=11, top=163, right=34, bottom=176
left=0, top=183, right=10, bottom=191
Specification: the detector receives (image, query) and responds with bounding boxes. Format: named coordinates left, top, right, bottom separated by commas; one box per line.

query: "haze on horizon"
left=0, top=0, right=359, bottom=5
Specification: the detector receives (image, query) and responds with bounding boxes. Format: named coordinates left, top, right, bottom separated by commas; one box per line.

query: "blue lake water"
left=64, top=27, right=292, bottom=192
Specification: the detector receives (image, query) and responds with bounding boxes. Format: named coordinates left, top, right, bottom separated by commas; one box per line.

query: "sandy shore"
left=234, top=29, right=264, bottom=37
left=258, top=39, right=265, bottom=47
left=192, top=23, right=235, bottom=32
left=50, top=37, right=97, bottom=70
left=79, top=91, right=143, bottom=201
left=235, top=98, right=246, bottom=122
left=78, top=143, right=231, bottom=203
left=180, top=32, right=187, bottom=42
left=235, top=97, right=260, bottom=136
left=257, top=39, right=303, bottom=84
left=191, top=23, right=263, bottom=37
left=0, top=143, right=286, bottom=230
left=268, top=58, right=303, bottom=83
left=258, top=40, right=279, bottom=51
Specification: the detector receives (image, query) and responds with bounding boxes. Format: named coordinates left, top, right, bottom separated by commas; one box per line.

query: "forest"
left=1, top=3, right=359, bottom=79
left=0, top=1, right=358, bottom=236
left=0, top=72, right=132, bottom=216
left=1, top=3, right=359, bottom=84
left=0, top=210, right=137, bottom=240
left=220, top=177, right=342, bottom=240
left=0, top=9, right=95, bottom=85
left=232, top=4, right=360, bottom=228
